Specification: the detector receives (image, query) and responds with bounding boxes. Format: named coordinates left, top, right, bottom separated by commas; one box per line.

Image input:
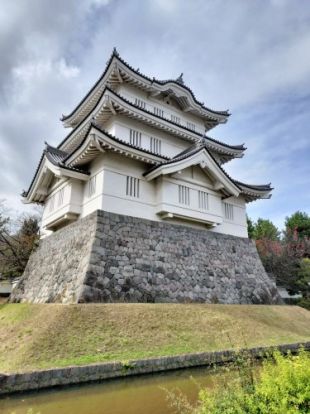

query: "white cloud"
left=0, top=0, right=309, bottom=229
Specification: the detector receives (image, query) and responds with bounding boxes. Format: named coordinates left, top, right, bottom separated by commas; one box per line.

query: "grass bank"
left=0, top=303, right=309, bottom=373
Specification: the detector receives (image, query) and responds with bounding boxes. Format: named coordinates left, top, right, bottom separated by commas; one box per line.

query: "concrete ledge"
left=0, top=341, right=309, bottom=395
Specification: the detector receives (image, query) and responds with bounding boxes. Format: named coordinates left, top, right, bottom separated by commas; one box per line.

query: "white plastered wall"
left=117, top=83, right=206, bottom=134
left=111, top=115, right=189, bottom=158
left=77, top=154, right=248, bottom=237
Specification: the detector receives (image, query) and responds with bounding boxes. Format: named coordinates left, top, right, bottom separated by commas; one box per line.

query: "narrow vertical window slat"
left=178, top=185, right=190, bottom=205
left=130, top=129, right=142, bottom=147
left=224, top=203, right=234, bottom=220
left=126, top=176, right=140, bottom=198
left=198, top=191, right=209, bottom=210
left=150, top=137, right=162, bottom=154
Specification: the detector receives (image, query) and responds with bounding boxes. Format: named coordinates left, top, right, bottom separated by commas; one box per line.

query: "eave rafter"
left=235, top=181, right=273, bottom=203
left=23, top=150, right=89, bottom=204
left=61, top=49, right=229, bottom=129
left=143, top=144, right=272, bottom=203
left=59, top=88, right=244, bottom=163
left=144, top=147, right=240, bottom=198
left=66, top=125, right=166, bottom=169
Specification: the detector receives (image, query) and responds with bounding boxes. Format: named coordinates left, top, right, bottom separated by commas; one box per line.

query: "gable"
left=144, top=147, right=240, bottom=197
left=171, top=166, right=214, bottom=187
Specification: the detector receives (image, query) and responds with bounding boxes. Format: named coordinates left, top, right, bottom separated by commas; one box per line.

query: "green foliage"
left=285, top=211, right=310, bottom=239
left=247, top=212, right=310, bottom=299
left=253, top=218, right=280, bottom=241
left=247, top=216, right=256, bottom=239
left=297, top=298, right=310, bottom=310
left=297, top=258, right=310, bottom=299
left=246, top=216, right=280, bottom=240
left=170, top=350, right=310, bottom=414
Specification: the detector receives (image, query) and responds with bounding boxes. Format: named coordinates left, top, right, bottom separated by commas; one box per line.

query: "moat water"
left=0, top=366, right=235, bottom=414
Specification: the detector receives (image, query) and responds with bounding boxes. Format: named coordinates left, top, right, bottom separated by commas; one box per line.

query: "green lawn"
left=0, top=303, right=309, bottom=373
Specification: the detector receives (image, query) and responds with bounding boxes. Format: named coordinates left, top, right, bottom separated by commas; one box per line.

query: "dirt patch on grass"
left=0, top=304, right=309, bottom=373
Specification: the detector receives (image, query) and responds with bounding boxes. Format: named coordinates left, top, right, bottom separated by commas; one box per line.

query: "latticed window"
left=135, top=98, right=146, bottom=109
left=178, top=185, right=190, bottom=205
left=88, top=175, right=96, bottom=197
left=187, top=122, right=195, bottom=131
left=126, top=176, right=140, bottom=198
left=129, top=129, right=142, bottom=147
left=48, top=194, right=55, bottom=212
left=150, top=137, right=161, bottom=154
left=154, top=106, right=164, bottom=117
left=198, top=191, right=208, bottom=210
left=171, top=114, right=181, bottom=124
left=224, top=202, right=234, bottom=220
left=58, top=188, right=65, bottom=206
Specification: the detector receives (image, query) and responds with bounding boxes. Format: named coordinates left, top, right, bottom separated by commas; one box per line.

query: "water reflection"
left=0, top=366, right=232, bottom=414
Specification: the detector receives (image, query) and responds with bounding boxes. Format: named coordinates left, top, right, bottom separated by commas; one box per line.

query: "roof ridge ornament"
left=112, top=47, right=119, bottom=57
left=176, top=73, right=184, bottom=85
left=91, top=116, right=98, bottom=126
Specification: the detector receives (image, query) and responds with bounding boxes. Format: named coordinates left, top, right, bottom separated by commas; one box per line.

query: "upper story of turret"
left=22, top=49, right=272, bottom=238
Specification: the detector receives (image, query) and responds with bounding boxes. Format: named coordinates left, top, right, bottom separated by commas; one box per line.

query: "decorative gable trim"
left=65, top=125, right=167, bottom=168
left=58, top=87, right=245, bottom=163
left=144, top=147, right=240, bottom=197
left=61, top=48, right=229, bottom=128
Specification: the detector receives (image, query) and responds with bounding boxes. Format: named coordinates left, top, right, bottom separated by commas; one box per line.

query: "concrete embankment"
left=1, top=342, right=309, bottom=396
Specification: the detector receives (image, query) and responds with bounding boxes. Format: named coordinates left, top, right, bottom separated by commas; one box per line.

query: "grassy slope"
left=0, top=303, right=309, bottom=373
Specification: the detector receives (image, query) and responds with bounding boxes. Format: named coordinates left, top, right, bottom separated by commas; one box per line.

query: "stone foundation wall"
left=11, top=210, right=280, bottom=304
left=10, top=213, right=98, bottom=303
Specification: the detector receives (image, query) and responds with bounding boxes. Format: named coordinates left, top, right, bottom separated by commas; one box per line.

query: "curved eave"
left=144, top=146, right=240, bottom=197
left=61, top=50, right=229, bottom=128
left=235, top=181, right=273, bottom=203
left=205, top=136, right=245, bottom=153
left=23, top=149, right=89, bottom=204
left=65, top=124, right=168, bottom=169
left=59, top=87, right=244, bottom=161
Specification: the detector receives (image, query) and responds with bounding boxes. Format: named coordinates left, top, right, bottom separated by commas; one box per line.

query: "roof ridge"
left=234, top=180, right=273, bottom=191
left=45, top=143, right=68, bottom=157
left=61, top=48, right=230, bottom=122
left=115, top=52, right=229, bottom=116
left=59, top=86, right=242, bottom=156
left=205, top=135, right=246, bottom=151
left=143, top=144, right=272, bottom=196
left=63, top=123, right=170, bottom=165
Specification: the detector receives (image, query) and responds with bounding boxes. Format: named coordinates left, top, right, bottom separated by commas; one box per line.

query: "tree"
left=297, top=258, right=310, bottom=299
left=285, top=211, right=310, bottom=239
left=0, top=203, right=40, bottom=279
left=19, top=216, right=40, bottom=237
left=253, top=218, right=280, bottom=241
left=246, top=215, right=255, bottom=239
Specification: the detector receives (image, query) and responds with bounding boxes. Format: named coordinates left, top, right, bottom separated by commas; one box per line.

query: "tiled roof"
left=22, top=144, right=89, bottom=198
left=58, top=86, right=244, bottom=156
left=205, top=136, right=246, bottom=151
left=64, top=123, right=170, bottom=164
left=143, top=142, right=272, bottom=197
left=61, top=48, right=230, bottom=122
left=234, top=180, right=273, bottom=192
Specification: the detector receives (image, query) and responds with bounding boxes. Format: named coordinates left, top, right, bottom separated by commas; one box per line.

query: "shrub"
left=168, top=350, right=310, bottom=414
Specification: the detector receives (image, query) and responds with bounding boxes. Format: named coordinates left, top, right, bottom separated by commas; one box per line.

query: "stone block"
left=10, top=210, right=281, bottom=304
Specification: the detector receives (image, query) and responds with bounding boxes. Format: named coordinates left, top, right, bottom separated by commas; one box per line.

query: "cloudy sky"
left=0, top=0, right=309, bottom=230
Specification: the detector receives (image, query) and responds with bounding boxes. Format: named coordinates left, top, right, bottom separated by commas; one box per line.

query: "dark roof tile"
left=61, top=48, right=229, bottom=122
